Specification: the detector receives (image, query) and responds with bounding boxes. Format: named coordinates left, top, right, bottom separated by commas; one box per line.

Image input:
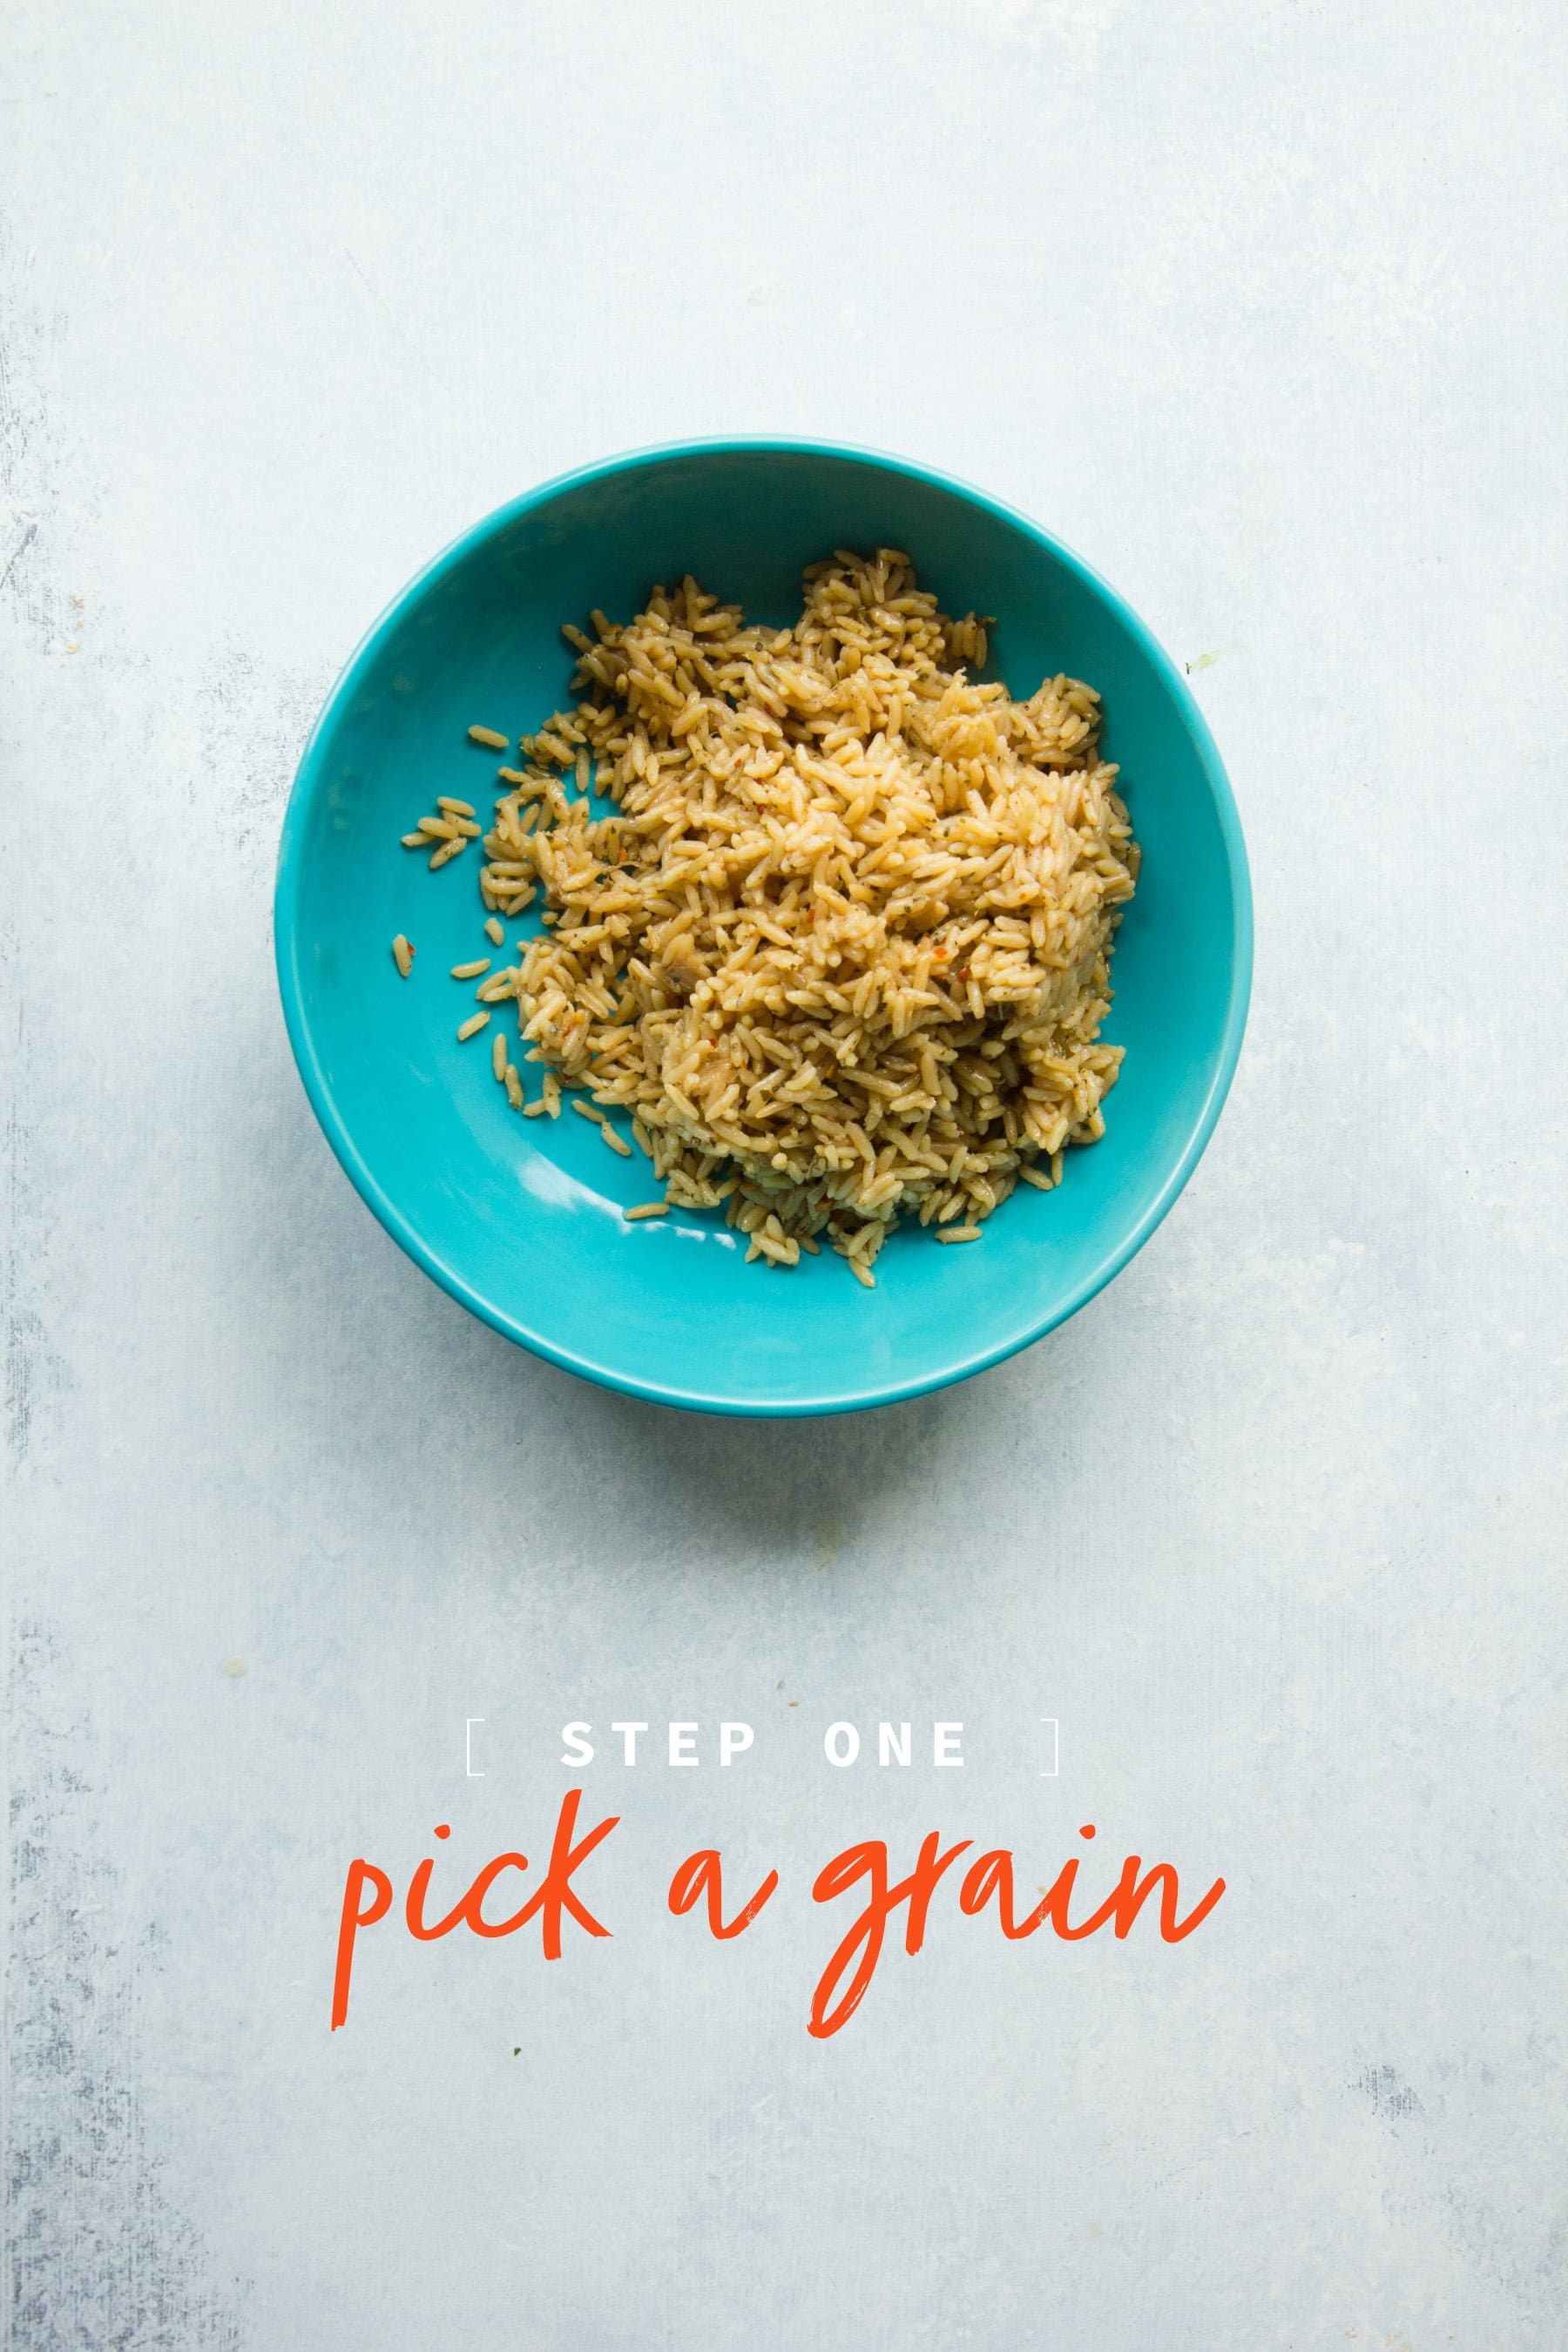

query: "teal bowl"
left=275, top=439, right=1251, bottom=1416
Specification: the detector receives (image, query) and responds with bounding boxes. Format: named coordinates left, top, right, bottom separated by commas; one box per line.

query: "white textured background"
left=4, top=3, right=1566, bottom=2346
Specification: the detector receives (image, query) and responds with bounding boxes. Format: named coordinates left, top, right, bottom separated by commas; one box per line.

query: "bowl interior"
left=277, top=446, right=1248, bottom=1414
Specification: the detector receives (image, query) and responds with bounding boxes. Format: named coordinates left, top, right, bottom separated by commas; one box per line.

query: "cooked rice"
left=624, top=1202, right=669, bottom=1220
left=452, top=958, right=491, bottom=979
left=391, top=934, right=414, bottom=977
left=468, top=725, right=510, bottom=750
left=456, top=1010, right=490, bottom=1041
left=491, top=1031, right=508, bottom=1082
left=410, top=550, right=1137, bottom=1277
left=484, top=916, right=505, bottom=946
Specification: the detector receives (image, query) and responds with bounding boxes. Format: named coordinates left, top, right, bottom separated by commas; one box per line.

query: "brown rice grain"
left=401, top=551, right=1135, bottom=1282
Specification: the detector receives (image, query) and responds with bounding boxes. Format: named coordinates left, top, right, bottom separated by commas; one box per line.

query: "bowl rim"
left=274, top=434, right=1254, bottom=1417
